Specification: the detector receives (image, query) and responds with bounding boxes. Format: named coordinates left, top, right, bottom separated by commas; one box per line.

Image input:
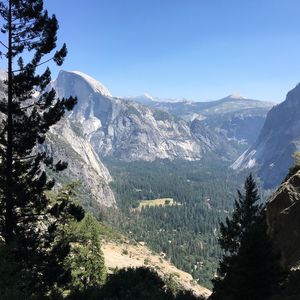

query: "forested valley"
left=103, top=159, right=251, bottom=287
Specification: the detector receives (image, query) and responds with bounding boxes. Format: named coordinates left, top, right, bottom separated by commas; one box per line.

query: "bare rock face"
left=232, top=83, right=300, bottom=188
left=130, top=94, right=273, bottom=150
left=53, top=70, right=208, bottom=161
left=46, top=117, right=116, bottom=208
left=267, top=171, right=300, bottom=269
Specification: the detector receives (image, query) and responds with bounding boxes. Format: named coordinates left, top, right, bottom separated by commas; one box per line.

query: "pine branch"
left=20, top=103, right=35, bottom=110
left=12, top=56, right=54, bottom=73
left=0, top=41, right=8, bottom=49
left=13, top=154, right=38, bottom=161
left=12, top=37, right=40, bottom=44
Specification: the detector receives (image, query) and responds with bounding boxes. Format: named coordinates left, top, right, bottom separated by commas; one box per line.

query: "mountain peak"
left=227, top=93, right=245, bottom=100
left=143, top=93, right=156, bottom=101
left=60, top=70, right=112, bottom=97
left=285, top=83, right=300, bottom=105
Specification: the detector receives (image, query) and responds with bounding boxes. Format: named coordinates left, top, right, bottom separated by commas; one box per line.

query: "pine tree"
left=210, top=174, right=282, bottom=300
left=0, top=0, right=84, bottom=296
left=65, top=213, right=107, bottom=292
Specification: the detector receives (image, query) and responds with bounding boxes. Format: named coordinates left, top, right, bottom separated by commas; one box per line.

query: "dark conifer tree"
left=0, top=0, right=84, bottom=296
left=210, top=174, right=282, bottom=300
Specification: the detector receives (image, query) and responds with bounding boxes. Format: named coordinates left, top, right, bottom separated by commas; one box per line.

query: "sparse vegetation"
left=122, top=249, right=129, bottom=255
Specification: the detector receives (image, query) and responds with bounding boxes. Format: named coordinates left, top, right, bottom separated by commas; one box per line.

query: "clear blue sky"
left=44, top=0, right=300, bottom=102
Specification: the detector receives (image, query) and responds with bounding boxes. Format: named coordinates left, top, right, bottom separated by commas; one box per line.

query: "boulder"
left=267, top=171, right=300, bottom=269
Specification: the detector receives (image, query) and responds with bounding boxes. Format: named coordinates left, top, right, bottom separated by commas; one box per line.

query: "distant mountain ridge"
left=129, top=93, right=272, bottom=116
left=54, top=70, right=273, bottom=163
left=128, top=92, right=273, bottom=150
left=232, top=83, right=300, bottom=188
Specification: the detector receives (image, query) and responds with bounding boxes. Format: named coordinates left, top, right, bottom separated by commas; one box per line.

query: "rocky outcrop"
left=46, top=118, right=116, bottom=207
left=232, top=83, right=300, bottom=188
left=267, top=170, right=300, bottom=269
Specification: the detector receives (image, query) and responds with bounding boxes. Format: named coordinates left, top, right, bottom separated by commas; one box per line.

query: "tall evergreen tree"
left=0, top=0, right=84, bottom=296
left=210, top=174, right=282, bottom=300
left=65, top=213, right=107, bottom=292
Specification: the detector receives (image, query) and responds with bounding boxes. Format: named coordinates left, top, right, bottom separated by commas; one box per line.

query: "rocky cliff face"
left=232, top=84, right=300, bottom=188
left=267, top=170, right=300, bottom=269
left=130, top=94, right=273, bottom=148
left=54, top=70, right=221, bottom=161
left=47, top=118, right=116, bottom=207
left=54, top=71, right=272, bottom=163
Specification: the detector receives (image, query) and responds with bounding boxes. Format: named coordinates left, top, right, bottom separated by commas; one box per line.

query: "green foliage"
left=65, top=214, right=107, bottom=292
left=103, top=159, right=246, bottom=287
left=67, top=267, right=205, bottom=300
left=0, top=184, right=85, bottom=298
left=0, top=244, right=31, bottom=299
left=105, top=158, right=242, bottom=210
left=96, top=220, right=122, bottom=241
left=0, top=0, right=81, bottom=297
left=122, top=249, right=129, bottom=255
left=210, top=174, right=283, bottom=300
left=166, top=273, right=180, bottom=296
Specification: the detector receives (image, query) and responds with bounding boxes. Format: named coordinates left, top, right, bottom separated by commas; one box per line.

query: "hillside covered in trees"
left=103, top=159, right=250, bottom=287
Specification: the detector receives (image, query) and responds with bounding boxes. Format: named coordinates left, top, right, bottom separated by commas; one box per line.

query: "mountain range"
left=54, top=70, right=273, bottom=164
left=54, top=70, right=300, bottom=192
left=128, top=93, right=273, bottom=147
left=5, top=68, right=300, bottom=202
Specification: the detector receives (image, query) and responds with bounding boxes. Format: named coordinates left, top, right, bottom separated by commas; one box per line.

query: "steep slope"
left=232, top=84, right=300, bottom=188
left=102, top=240, right=212, bottom=298
left=54, top=70, right=226, bottom=162
left=46, top=118, right=116, bottom=208
left=267, top=170, right=300, bottom=269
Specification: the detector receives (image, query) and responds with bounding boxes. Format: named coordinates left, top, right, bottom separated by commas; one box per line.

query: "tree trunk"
left=5, top=0, right=14, bottom=243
